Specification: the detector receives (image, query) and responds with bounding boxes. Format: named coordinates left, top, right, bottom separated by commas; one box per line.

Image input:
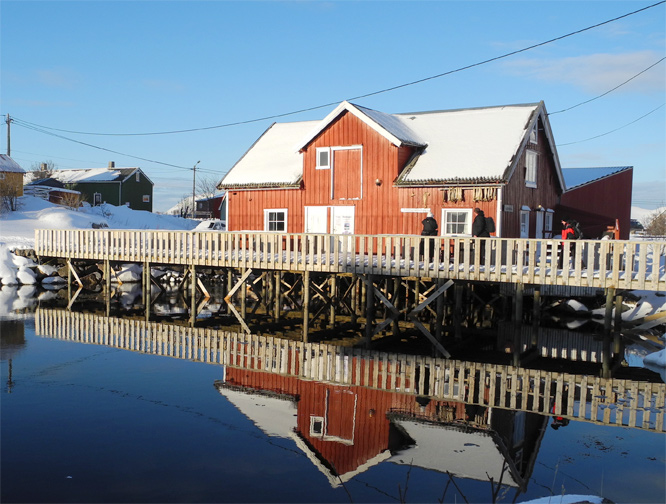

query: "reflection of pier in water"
left=35, top=308, right=665, bottom=434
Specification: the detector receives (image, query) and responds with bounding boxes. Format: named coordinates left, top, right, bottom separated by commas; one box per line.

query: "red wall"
left=223, top=366, right=471, bottom=478
left=558, top=169, right=632, bottom=239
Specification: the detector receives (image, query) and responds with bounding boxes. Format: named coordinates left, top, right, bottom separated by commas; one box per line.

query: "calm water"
left=1, top=314, right=665, bottom=504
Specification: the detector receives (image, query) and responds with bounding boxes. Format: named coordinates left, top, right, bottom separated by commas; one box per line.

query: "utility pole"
left=6, top=114, right=11, bottom=156
left=192, top=160, right=200, bottom=219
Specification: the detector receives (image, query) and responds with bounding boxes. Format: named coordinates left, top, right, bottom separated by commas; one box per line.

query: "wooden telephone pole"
left=5, top=114, right=11, bottom=156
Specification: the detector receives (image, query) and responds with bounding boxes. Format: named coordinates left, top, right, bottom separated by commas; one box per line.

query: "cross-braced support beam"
left=360, top=275, right=454, bottom=358
left=224, top=268, right=254, bottom=334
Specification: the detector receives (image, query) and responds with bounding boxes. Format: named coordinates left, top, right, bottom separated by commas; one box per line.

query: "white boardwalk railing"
left=35, top=229, right=666, bottom=290
left=35, top=308, right=666, bottom=433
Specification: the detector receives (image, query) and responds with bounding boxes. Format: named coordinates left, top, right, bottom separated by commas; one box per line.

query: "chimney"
left=41, top=163, right=47, bottom=170
left=108, top=161, right=115, bottom=168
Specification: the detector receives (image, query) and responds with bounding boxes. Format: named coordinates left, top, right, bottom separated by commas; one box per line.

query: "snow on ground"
left=1, top=196, right=664, bottom=372
left=0, top=196, right=197, bottom=286
left=0, top=196, right=197, bottom=249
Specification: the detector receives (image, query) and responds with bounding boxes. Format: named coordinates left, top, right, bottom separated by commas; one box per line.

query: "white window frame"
left=545, top=210, right=554, bottom=236
left=525, top=150, right=537, bottom=188
left=441, top=208, right=473, bottom=236
left=264, top=208, right=288, bottom=232
left=529, top=124, right=538, bottom=144
left=316, top=147, right=331, bottom=170
left=309, top=415, right=324, bottom=437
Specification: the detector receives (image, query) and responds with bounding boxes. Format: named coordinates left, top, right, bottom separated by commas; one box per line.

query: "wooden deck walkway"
left=35, top=229, right=666, bottom=291
left=35, top=308, right=666, bottom=433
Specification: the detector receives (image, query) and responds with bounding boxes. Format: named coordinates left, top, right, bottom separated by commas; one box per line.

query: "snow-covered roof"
left=219, top=121, right=318, bottom=189
left=388, top=420, right=520, bottom=487
left=396, top=104, right=539, bottom=184
left=562, top=166, right=632, bottom=191
left=295, top=100, right=427, bottom=151
left=216, top=383, right=297, bottom=438
left=220, top=101, right=550, bottom=188
left=42, top=167, right=152, bottom=185
left=24, top=177, right=66, bottom=189
left=0, top=154, right=25, bottom=173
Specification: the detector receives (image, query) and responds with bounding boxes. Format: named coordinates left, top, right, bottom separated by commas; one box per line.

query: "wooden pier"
left=35, top=308, right=666, bottom=433
left=34, top=229, right=665, bottom=357
left=35, top=229, right=665, bottom=290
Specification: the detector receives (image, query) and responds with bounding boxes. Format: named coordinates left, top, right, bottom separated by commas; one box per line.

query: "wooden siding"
left=304, top=111, right=403, bottom=235
left=396, top=186, right=499, bottom=235
left=67, top=176, right=153, bottom=212
left=121, top=174, right=153, bottom=212
left=227, top=188, right=304, bottom=232
left=560, top=168, right=633, bottom=240
left=68, top=181, right=120, bottom=207
left=502, top=118, right=562, bottom=237
left=0, top=172, right=24, bottom=197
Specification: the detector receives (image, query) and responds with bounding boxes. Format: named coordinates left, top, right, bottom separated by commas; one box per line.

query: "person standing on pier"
left=420, top=211, right=438, bottom=261
left=472, top=207, right=491, bottom=262
left=558, top=216, right=582, bottom=268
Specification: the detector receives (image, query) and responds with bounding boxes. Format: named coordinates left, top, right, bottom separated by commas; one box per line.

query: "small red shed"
left=558, top=166, right=633, bottom=240
left=219, top=100, right=568, bottom=239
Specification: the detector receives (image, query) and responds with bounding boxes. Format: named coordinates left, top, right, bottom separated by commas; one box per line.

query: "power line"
left=558, top=103, right=665, bottom=146
left=10, top=121, right=220, bottom=175
left=548, top=57, right=666, bottom=115
left=13, top=121, right=191, bottom=169
left=4, top=1, right=664, bottom=173
left=7, top=0, right=665, bottom=137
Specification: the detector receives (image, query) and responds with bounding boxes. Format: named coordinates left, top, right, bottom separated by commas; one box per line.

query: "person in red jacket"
left=558, top=217, right=579, bottom=268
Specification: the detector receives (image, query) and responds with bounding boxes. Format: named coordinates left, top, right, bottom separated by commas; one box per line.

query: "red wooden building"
left=218, top=100, right=569, bottom=239
left=559, top=166, right=633, bottom=240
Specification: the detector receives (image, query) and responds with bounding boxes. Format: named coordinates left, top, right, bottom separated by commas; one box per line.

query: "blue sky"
left=1, top=0, right=664, bottom=213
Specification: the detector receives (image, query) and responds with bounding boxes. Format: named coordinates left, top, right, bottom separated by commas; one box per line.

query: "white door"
left=331, top=206, right=355, bottom=234
left=331, top=206, right=355, bottom=255
left=535, top=211, right=544, bottom=239
left=305, top=206, right=328, bottom=233
left=520, top=210, right=530, bottom=239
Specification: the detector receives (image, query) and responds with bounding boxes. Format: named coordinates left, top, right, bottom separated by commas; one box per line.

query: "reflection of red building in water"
left=216, top=365, right=546, bottom=490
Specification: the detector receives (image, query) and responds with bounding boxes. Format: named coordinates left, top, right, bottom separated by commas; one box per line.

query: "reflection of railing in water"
left=35, top=308, right=665, bottom=433
left=34, top=229, right=666, bottom=290
left=498, top=322, right=607, bottom=362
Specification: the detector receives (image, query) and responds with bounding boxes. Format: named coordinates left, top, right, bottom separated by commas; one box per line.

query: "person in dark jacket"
left=420, top=211, right=438, bottom=261
left=472, top=208, right=490, bottom=262
left=472, top=208, right=491, bottom=237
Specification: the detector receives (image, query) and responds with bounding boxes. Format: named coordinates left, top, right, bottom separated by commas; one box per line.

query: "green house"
left=48, top=162, right=154, bottom=212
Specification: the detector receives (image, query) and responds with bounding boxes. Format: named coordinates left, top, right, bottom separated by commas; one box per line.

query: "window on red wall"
left=264, top=209, right=288, bottom=232
left=316, top=148, right=331, bottom=169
